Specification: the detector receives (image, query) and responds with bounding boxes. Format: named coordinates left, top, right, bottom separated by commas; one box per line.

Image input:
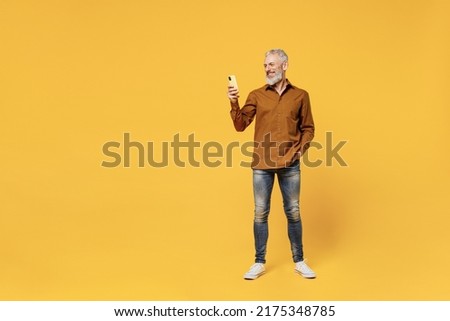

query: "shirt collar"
left=265, top=78, right=293, bottom=91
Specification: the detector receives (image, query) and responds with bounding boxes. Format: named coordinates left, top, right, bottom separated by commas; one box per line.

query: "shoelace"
left=297, top=261, right=313, bottom=272
left=249, top=263, right=263, bottom=272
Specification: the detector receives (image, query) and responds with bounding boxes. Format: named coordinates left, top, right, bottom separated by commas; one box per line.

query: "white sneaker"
left=295, top=260, right=316, bottom=278
left=243, top=263, right=265, bottom=280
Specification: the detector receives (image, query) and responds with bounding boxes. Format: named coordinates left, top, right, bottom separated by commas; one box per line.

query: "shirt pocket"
left=280, top=103, right=300, bottom=137
left=286, top=105, right=300, bottom=121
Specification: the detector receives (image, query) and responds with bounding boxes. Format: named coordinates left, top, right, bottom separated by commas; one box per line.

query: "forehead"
left=264, top=53, right=282, bottom=64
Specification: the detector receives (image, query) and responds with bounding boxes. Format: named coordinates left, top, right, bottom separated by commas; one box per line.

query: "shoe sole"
left=244, top=271, right=265, bottom=280
left=295, top=270, right=316, bottom=279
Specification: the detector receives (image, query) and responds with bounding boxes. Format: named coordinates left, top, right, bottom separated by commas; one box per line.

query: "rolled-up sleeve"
left=230, top=92, right=257, bottom=132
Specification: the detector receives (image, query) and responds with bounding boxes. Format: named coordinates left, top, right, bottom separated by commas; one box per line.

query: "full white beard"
left=266, top=70, right=283, bottom=86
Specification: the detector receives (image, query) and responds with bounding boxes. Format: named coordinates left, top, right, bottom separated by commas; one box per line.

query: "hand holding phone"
left=227, top=75, right=239, bottom=103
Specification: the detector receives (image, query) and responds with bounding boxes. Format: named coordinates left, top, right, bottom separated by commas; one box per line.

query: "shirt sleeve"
left=298, top=91, right=315, bottom=155
left=229, top=91, right=257, bottom=132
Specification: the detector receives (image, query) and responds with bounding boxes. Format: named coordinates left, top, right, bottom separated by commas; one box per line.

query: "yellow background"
left=1, top=0, right=449, bottom=300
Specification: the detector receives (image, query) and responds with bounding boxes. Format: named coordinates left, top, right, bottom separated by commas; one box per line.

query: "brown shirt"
left=230, top=80, right=315, bottom=169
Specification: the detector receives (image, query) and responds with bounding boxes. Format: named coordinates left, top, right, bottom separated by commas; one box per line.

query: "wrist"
left=230, top=100, right=239, bottom=109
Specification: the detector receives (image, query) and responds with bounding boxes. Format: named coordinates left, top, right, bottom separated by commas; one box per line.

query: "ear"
left=282, top=61, right=288, bottom=71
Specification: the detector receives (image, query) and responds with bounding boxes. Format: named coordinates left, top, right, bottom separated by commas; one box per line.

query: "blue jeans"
left=252, top=160, right=303, bottom=263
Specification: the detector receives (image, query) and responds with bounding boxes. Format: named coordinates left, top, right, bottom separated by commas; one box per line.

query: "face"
left=264, top=53, right=287, bottom=85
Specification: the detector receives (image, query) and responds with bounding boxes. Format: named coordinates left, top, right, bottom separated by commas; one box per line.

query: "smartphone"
left=228, top=75, right=238, bottom=90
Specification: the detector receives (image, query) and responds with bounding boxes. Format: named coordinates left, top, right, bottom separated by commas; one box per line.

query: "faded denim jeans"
left=252, top=160, right=303, bottom=263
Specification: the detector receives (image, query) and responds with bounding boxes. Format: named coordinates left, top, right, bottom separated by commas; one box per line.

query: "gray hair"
left=265, top=48, right=288, bottom=63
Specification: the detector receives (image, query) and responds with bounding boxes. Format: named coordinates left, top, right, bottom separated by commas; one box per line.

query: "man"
left=227, top=49, right=316, bottom=280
